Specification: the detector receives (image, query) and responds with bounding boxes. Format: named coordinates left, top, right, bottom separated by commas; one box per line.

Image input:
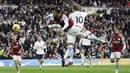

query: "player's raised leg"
left=85, top=31, right=105, bottom=43
left=67, top=25, right=105, bottom=43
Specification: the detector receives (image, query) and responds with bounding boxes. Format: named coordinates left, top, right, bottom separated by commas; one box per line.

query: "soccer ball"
left=12, top=24, right=21, bottom=32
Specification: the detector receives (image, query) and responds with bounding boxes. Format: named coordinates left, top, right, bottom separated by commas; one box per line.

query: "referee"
left=33, top=36, right=46, bottom=70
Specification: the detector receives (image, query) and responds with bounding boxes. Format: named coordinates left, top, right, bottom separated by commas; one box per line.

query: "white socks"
left=89, top=56, right=92, bottom=66
left=116, top=62, right=119, bottom=73
left=80, top=53, right=84, bottom=64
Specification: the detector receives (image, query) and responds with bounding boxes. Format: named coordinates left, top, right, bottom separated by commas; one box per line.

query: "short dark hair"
left=72, top=5, right=79, bottom=11
left=55, top=9, right=61, bottom=14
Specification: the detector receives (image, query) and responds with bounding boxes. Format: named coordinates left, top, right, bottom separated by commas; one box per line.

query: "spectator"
left=126, top=0, right=130, bottom=6
left=104, top=46, right=110, bottom=58
left=74, top=0, right=129, bottom=6
left=24, top=37, right=31, bottom=52
left=93, top=0, right=97, bottom=7
left=0, top=47, right=4, bottom=59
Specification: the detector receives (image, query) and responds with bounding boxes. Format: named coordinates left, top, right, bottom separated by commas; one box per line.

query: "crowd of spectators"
left=0, top=0, right=64, bottom=5
left=1, top=0, right=130, bottom=6
left=0, top=1, right=130, bottom=59
left=74, top=0, right=130, bottom=6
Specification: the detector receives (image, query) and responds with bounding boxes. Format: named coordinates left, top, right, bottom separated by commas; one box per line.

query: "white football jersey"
left=33, top=40, right=46, bottom=54
left=69, top=11, right=87, bottom=28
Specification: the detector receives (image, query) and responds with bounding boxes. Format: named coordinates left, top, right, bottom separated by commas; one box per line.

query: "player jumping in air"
left=46, top=6, right=105, bottom=67
left=64, top=5, right=105, bottom=66
left=9, top=33, right=23, bottom=73
left=109, top=29, right=126, bottom=73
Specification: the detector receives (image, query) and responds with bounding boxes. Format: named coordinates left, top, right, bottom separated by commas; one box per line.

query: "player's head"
left=37, top=36, right=42, bottom=42
left=53, top=9, right=61, bottom=17
left=11, top=33, right=17, bottom=41
left=114, top=28, right=120, bottom=35
left=72, top=5, right=80, bottom=12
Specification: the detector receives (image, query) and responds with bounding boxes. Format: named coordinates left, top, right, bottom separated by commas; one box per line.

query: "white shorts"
left=110, top=52, right=121, bottom=59
left=13, top=55, right=22, bottom=61
left=67, top=25, right=86, bottom=37
left=67, top=35, right=76, bottom=44
left=67, top=25, right=91, bottom=43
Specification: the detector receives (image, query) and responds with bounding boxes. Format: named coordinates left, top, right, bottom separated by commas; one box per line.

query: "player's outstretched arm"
left=61, top=15, right=69, bottom=31
left=44, top=13, right=53, bottom=19
left=33, top=42, right=37, bottom=50
left=45, top=14, right=53, bottom=25
left=108, top=37, right=112, bottom=46
left=48, top=24, right=61, bottom=28
left=18, top=41, right=23, bottom=54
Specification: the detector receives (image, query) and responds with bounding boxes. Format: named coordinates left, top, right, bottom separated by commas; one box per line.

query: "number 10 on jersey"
left=76, top=16, right=83, bottom=24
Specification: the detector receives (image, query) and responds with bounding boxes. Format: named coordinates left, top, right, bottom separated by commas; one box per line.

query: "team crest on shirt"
left=118, top=38, right=120, bottom=41
left=113, top=38, right=115, bottom=40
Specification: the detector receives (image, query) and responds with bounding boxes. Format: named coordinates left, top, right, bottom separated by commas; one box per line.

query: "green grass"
left=0, top=65, right=130, bottom=73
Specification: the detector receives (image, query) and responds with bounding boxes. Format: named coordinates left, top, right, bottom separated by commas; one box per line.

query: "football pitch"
left=0, top=65, right=130, bottom=73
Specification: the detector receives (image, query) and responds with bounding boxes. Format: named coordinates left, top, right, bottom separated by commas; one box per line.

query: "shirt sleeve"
left=33, top=42, right=37, bottom=49
left=19, top=40, right=23, bottom=48
left=44, top=13, right=53, bottom=19
left=61, top=15, right=69, bottom=31
left=42, top=41, right=46, bottom=49
left=122, top=36, right=126, bottom=50
left=69, top=13, right=73, bottom=19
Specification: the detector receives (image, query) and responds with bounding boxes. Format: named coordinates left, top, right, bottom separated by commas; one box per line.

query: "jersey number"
left=76, top=16, right=83, bottom=23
